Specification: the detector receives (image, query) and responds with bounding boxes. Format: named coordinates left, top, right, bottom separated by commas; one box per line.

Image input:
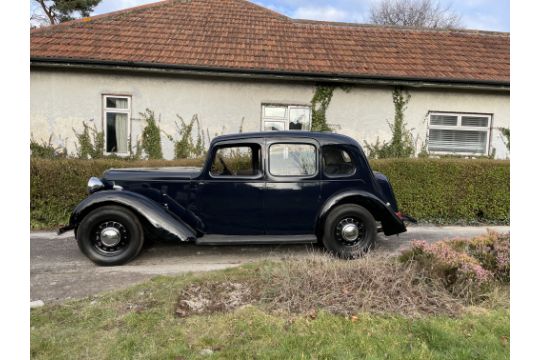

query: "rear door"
left=263, top=139, right=321, bottom=235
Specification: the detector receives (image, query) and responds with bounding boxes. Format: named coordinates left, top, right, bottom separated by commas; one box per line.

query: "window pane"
left=106, top=112, right=128, bottom=153
left=430, top=114, right=458, bottom=126
left=428, top=129, right=487, bottom=154
left=288, top=107, right=311, bottom=130
left=211, top=146, right=259, bottom=176
left=323, top=146, right=355, bottom=176
left=106, top=97, right=129, bottom=109
left=263, top=105, right=287, bottom=118
left=269, top=144, right=317, bottom=176
left=264, top=121, right=286, bottom=131
left=462, top=116, right=489, bottom=127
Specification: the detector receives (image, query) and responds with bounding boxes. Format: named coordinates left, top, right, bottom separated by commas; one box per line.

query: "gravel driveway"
left=31, top=225, right=509, bottom=303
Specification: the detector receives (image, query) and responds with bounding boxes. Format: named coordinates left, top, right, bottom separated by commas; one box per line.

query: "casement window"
left=261, top=104, right=311, bottom=131
left=103, top=95, right=131, bottom=155
left=427, top=112, right=491, bottom=155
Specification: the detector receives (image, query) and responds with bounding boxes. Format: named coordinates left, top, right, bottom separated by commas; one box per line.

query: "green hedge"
left=370, top=159, right=509, bottom=225
left=30, top=158, right=509, bottom=229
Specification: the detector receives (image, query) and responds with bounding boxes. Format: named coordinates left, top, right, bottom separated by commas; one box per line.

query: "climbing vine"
left=499, top=127, right=510, bottom=150
left=164, top=114, right=206, bottom=159
left=310, top=85, right=334, bottom=132
left=364, top=87, right=416, bottom=159
left=140, top=109, right=163, bottom=160
left=73, top=121, right=104, bottom=159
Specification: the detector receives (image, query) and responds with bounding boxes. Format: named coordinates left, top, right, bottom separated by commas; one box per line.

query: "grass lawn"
left=31, top=262, right=509, bottom=360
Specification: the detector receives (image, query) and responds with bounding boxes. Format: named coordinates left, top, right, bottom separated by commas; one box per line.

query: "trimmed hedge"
left=371, top=159, right=509, bottom=225
left=30, top=158, right=509, bottom=229
left=30, top=158, right=204, bottom=229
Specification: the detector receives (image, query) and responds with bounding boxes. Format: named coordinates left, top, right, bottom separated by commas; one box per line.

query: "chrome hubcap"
left=335, top=217, right=365, bottom=246
left=100, top=227, right=121, bottom=247
left=93, top=221, right=129, bottom=254
left=341, top=223, right=359, bottom=242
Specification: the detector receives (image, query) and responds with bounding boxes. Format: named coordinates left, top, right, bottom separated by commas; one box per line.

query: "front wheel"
left=76, top=205, right=144, bottom=266
left=322, top=204, right=377, bottom=259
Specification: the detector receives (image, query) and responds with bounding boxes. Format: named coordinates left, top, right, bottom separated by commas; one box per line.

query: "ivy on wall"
left=364, top=87, right=416, bottom=159
left=310, top=85, right=334, bottom=132
left=140, top=109, right=164, bottom=160
left=73, top=121, right=104, bottom=159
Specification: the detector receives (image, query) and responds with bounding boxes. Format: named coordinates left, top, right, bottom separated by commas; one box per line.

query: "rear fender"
left=61, top=190, right=197, bottom=241
left=317, top=190, right=407, bottom=237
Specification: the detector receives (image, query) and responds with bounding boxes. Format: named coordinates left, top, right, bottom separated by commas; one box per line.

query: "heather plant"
left=400, top=232, right=510, bottom=299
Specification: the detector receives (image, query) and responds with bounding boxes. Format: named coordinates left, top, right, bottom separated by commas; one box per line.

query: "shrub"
left=371, top=158, right=509, bottom=224
left=30, top=135, right=67, bottom=159
left=140, top=109, right=163, bottom=160
left=400, top=232, right=510, bottom=299
left=30, top=158, right=509, bottom=229
left=73, top=121, right=104, bottom=159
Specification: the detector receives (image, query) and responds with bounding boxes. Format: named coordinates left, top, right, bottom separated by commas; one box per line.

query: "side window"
left=210, top=145, right=261, bottom=177
left=269, top=143, right=317, bottom=176
left=322, top=145, right=355, bottom=177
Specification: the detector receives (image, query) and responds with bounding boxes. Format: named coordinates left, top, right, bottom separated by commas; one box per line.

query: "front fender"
left=60, top=190, right=197, bottom=242
left=317, top=190, right=406, bottom=236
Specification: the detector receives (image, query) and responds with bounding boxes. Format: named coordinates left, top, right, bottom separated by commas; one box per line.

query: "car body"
left=60, top=131, right=413, bottom=265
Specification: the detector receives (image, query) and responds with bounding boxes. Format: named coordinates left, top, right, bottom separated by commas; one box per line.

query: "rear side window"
left=210, top=145, right=261, bottom=177
left=269, top=143, right=317, bottom=176
left=322, top=145, right=355, bottom=177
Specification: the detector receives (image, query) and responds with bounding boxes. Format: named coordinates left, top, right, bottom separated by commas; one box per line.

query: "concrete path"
left=30, top=225, right=509, bottom=303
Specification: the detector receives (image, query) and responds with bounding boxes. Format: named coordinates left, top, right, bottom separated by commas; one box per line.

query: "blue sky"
left=33, top=0, right=510, bottom=31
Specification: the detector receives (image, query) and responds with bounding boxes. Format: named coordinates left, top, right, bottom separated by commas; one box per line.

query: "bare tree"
left=369, top=0, right=462, bottom=29
left=31, top=0, right=102, bottom=26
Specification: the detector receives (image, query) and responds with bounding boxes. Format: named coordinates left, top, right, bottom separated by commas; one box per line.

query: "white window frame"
left=102, top=95, right=131, bottom=156
left=261, top=104, right=312, bottom=131
left=427, top=111, right=492, bottom=156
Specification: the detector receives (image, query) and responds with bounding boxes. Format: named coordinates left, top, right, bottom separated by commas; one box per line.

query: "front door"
left=263, top=140, right=321, bottom=235
left=193, top=141, right=265, bottom=235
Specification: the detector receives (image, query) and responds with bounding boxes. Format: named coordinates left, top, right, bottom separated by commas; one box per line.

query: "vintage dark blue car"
left=60, top=131, right=414, bottom=265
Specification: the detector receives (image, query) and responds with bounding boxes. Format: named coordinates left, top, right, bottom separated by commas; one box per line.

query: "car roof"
left=212, top=131, right=359, bottom=145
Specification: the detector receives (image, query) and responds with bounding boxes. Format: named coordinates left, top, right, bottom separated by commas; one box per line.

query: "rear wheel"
left=322, top=204, right=377, bottom=259
left=77, top=205, right=144, bottom=266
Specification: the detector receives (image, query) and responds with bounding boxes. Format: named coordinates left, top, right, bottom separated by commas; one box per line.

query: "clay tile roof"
left=30, top=0, right=510, bottom=84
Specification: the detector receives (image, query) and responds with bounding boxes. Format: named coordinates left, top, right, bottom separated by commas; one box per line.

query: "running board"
left=196, top=234, right=318, bottom=245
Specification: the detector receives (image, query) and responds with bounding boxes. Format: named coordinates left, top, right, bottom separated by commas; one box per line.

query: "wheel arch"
left=316, top=190, right=406, bottom=238
left=68, top=190, right=197, bottom=242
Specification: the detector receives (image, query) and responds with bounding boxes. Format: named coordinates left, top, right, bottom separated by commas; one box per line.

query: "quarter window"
left=322, top=146, right=355, bottom=177
left=428, top=112, right=491, bottom=155
left=103, top=95, right=131, bottom=155
left=210, top=145, right=261, bottom=177
left=269, top=143, right=317, bottom=176
left=262, top=104, right=311, bottom=131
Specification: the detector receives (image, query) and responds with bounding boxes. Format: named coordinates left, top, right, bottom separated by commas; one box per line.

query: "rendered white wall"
left=30, top=69, right=510, bottom=159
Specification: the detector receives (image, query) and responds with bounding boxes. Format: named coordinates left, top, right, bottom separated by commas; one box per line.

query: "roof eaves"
left=30, top=57, right=510, bottom=91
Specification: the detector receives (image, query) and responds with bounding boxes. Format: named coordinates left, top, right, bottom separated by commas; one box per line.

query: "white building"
left=30, top=0, right=510, bottom=159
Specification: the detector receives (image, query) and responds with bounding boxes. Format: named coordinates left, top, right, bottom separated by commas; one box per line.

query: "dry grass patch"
left=175, top=233, right=510, bottom=319
left=176, top=254, right=464, bottom=318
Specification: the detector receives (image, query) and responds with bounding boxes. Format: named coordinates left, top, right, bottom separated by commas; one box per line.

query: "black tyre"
left=76, top=205, right=144, bottom=266
left=322, top=204, right=377, bottom=259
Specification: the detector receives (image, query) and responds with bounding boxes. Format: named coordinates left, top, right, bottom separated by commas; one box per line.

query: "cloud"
left=293, top=5, right=348, bottom=21
left=292, top=5, right=365, bottom=22
left=462, top=13, right=501, bottom=31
